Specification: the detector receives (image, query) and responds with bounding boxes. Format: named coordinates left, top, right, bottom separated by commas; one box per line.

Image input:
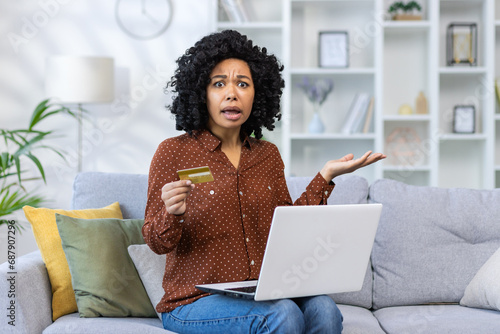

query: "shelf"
left=217, top=22, right=283, bottom=29
left=384, top=115, right=431, bottom=122
left=291, top=133, right=375, bottom=140
left=439, top=134, right=487, bottom=141
left=291, top=68, right=376, bottom=75
left=383, top=20, right=431, bottom=32
left=383, top=165, right=431, bottom=172
left=439, top=67, right=488, bottom=75
left=291, top=0, right=373, bottom=4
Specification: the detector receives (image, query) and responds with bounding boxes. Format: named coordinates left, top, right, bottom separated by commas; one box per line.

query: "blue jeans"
left=161, top=294, right=343, bottom=334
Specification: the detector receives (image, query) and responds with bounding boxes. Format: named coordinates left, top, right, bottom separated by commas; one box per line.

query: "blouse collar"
left=194, top=129, right=256, bottom=152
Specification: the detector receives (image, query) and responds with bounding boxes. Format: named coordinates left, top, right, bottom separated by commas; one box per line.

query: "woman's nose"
left=226, top=87, right=237, bottom=101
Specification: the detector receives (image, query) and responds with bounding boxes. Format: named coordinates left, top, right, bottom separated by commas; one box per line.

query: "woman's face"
left=206, top=58, right=255, bottom=135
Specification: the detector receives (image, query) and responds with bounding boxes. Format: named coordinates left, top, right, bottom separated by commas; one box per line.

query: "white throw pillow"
left=460, top=246, right=500, bottom=311
left=128, top=244, right=166, bottom=320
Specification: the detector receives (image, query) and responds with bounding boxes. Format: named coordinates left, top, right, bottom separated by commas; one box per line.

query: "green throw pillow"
left=55, top=214, right=156, bottom=318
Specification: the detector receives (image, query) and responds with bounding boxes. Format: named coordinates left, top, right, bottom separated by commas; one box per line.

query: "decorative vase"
left=308, top=105, right=325, bottom=134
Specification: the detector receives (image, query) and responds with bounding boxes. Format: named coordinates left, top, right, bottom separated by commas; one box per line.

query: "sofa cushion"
left=43, top=313, right=170, bottom=334
left=56, top=215, right=156, bottom=318
left=373, top=305, right=500, bottom=334
left=72, top=172, right=148, bottom=219
left=337, top=304, right=385, bottom=334
left=22, top=202, right=123, bottom=321
left=369, top=179, right=500, bottom=309
left=461, top=246, right=500, bottom=311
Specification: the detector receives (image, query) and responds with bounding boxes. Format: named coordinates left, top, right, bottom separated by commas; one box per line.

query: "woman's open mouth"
left=222, top=107, right=242, bottom=121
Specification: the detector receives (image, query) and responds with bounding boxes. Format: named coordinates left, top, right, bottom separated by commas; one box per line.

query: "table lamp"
left=45, top=56, right=114, bottom=172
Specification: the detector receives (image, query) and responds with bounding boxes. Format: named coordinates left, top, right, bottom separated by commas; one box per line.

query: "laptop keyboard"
left=226, top=286, right=257, bottom=293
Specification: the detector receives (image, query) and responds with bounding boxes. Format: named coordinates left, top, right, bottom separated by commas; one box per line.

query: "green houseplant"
left=0, top=99, right=78, bottom=230
left=388, top=1, right=422, bottom=20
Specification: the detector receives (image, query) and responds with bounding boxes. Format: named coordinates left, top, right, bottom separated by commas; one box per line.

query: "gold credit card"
left=177, top=166, right=214, bottom=184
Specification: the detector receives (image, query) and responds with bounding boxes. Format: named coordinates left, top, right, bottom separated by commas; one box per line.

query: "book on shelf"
left=362, top=97, right=374, bottom=134
left=220, top=0, right=249, bottom=23
left=341, top=93, right=372, bottom=135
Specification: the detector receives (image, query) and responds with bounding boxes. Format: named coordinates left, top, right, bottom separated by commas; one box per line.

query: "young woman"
left=143, top=30, right=385, bottom=334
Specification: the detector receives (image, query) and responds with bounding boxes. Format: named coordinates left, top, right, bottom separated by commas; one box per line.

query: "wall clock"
left=115, top=0, right=173, bottom=40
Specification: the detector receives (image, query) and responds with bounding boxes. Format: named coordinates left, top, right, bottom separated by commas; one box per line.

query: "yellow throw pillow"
left=23, top=202, right=123, bottom=321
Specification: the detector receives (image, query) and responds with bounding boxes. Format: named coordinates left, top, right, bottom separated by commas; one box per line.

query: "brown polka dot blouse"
left=143, top=130, right=335, bottom=313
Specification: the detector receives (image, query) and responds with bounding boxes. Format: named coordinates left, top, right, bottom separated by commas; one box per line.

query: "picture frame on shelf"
left=446, top=23, right=477, bottom=66
left=453, top=105, right=475, bottom=134
left=319, top=31, right=349, bottom=68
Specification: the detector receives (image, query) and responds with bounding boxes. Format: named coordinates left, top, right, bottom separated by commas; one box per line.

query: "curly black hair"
left=166, top=30, right=285, bottom=139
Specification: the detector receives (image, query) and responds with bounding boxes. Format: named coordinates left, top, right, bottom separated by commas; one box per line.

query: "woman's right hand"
left=161, top=180, right=195, bottom=216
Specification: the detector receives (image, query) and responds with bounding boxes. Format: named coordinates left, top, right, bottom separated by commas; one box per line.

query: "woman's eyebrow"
left=237, top=75, right=251, bottom=80
left=210, top=74, right=251, bottom=81
left=210, top=74, right=227, bottom=81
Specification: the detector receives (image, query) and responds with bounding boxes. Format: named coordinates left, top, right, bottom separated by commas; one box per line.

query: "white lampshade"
left=45, top=56, right=114, bottom=104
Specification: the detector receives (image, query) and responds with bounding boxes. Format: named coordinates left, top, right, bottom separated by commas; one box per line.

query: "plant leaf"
left=0, top=187, right=44, bottom=231
left=26, top=153, right=46, bottom=184
left=29, top=99, right=51, bottom=130
left=13, top=156, right=21, bottom=184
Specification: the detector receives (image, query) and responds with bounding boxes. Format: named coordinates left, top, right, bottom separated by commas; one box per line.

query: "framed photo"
left=319, top=31, right=349, bottom=68
left=453, top=105, right=475, bottom=133
left=446, top=23, right=477, bottom=66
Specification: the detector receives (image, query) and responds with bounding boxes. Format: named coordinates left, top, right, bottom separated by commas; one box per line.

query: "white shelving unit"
left=213, top=0, right=500, bottom=189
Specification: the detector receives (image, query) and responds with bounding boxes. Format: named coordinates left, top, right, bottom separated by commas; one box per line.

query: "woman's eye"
left=238, top=82, right=249, bottom=88
left=214, top=81, right=224, bottom=87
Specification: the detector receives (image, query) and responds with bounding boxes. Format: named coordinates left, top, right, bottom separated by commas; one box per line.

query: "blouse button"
left=268, top=186, right=272, bottom=190
left=239, top=191, right=243, bottom=196
left=246, top=237, right=249, bottom=242
left=210, top=190, right=215, bottom=195
left=324, top=191, right=329, bottom=195
left=250, top=260, right=255, bottom=265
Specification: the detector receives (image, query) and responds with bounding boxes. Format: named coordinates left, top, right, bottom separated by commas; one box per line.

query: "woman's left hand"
left=320, top=151, right=386, bottom=183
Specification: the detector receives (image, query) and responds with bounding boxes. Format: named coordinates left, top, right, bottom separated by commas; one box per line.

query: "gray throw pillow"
left=461, top=246, right=500, bottom=311
left=128, top=244, right=166, bottom=320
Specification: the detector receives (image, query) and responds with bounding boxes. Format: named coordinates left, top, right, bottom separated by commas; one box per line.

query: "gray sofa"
left=2, top=171, right=500, bottom=334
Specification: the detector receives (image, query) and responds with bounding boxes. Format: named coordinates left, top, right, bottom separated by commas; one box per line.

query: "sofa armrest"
left=1, top=251, right=53, bottom=334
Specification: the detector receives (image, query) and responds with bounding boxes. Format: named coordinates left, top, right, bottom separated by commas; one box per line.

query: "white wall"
left=0, top=0, right=212, bottom=262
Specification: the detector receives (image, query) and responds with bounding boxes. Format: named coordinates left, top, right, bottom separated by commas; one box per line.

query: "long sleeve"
left=143, top=139, right=187, bottom=255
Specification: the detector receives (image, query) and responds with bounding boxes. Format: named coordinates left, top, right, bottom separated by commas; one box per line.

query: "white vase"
left=308, top=111, right=325, bottom=134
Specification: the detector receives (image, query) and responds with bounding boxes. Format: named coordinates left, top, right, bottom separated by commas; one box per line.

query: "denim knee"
left=266, top=299, right=305, bottom=334
left=302, top=296, right=343, bottom=333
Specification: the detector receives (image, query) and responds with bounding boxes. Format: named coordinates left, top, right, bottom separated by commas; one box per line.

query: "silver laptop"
left=196, top=203, right=382, bottom=301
